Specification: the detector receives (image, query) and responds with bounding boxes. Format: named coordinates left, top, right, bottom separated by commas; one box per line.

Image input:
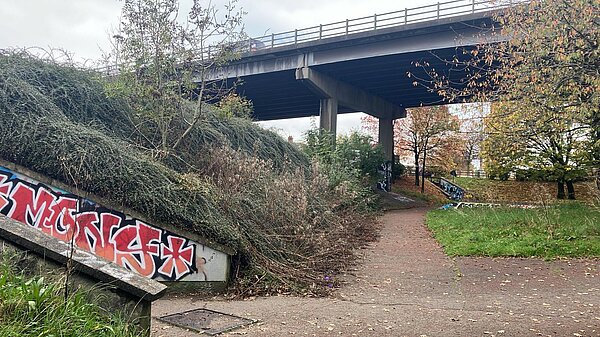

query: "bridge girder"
left=295, top=67, right=406, bottom=120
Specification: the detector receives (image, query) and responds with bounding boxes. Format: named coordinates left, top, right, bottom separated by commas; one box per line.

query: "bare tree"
left=104, top=0, right=246, bottom=156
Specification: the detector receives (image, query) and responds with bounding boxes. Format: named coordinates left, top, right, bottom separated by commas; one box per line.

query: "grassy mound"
left=452, top=177, right=600, bottom=204
left=0, top=51, right=378, bottom=294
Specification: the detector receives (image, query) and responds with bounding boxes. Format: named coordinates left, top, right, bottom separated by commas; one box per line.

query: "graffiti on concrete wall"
left=0, top=166, right=227, bottom=282
left=439, top=178, right=465, bottom=201
left=377, top=161, right=392, bottom=192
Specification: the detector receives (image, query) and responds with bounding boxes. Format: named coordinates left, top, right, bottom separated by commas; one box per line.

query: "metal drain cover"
left=158, top=308, right=257, bottom=335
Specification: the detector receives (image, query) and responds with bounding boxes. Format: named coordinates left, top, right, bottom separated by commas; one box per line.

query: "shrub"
left=0, top=51, right=379, bottom=295
left=216, top=93, right=254, bottom=119
left=393, top=161, right=406, bottom=179
left=303, top=127, right=385, bottom=179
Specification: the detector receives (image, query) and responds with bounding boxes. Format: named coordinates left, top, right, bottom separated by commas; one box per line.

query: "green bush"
left=216, top=93, right=254, bottom=119
left=0, top=51, right=379, bottom=295
left=303, top=127, right=384, bottom=179
left=301, top=128, right=385, bottom=215
left=393, top=161, right=406, bottom=180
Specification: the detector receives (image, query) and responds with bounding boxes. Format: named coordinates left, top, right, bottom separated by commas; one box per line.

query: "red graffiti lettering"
left=74, top=212, right=121, bottom=263
left=10, top=183, right=57, bottom=229
left=0, top=168, right=196, bottom=281
left=113, top=221, right=161, bottom=277
left=44, top=196, right=78, bottom=242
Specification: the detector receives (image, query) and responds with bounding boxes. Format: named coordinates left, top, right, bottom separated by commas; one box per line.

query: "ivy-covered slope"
left=0, top=52, right=378, bottom=294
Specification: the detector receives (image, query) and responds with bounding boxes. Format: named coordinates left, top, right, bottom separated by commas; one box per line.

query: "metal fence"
left=453, top=170, right=488, bottom=178
left=404, top=166, right=488, bottom=179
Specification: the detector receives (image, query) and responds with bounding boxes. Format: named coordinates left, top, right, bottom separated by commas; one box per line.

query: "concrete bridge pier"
left=296, top=66, right=405, bottom=158
left=378, top=118, right=395, bottom=162
left=319, top=98, right=338, bottom=138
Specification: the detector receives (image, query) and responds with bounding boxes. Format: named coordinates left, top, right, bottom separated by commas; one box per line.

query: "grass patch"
left=426, top=203, right=600, bottom=258
left=451, top=177, right=599, bottom=204
left=452, top=177, right=499, bottom=191
left=0, top=258, right=137, bottom=337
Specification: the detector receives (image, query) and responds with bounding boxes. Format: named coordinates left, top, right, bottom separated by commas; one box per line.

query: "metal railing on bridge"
left=250, top=0, right=518, bottom=50
left=96, top=0, right=521, bottom=75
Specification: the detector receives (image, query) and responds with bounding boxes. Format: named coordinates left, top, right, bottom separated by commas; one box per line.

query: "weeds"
left=0, top=257, right=137, bottom=337
left=201, top=146, right=380, bottom=295
left=0, top=50, right=381, bottom=295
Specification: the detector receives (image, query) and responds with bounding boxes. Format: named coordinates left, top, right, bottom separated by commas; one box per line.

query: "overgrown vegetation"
left=0, top=51, right=380, bottom=295
left=426, top=203, right=600, bottom=259
left=0, top=256, right=137, bottom=337
left=303, top=126, right=385, bottom=193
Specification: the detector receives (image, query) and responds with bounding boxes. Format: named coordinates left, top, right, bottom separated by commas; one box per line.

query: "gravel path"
left=152, top=208, right=599, bottom=337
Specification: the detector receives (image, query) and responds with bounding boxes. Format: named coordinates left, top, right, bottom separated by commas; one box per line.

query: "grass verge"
left=452, top=177, right=599, bottom=204
left=426, top=203, right=600, bottom=259
left=0, top=258, right=137, bottom=337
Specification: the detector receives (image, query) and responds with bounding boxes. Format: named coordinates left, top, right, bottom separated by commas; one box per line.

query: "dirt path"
left=152, top=208, right=599, bottom=337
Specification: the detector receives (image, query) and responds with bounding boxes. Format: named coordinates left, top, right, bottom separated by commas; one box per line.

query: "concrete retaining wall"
left=0, top=161, right=231, bottom=285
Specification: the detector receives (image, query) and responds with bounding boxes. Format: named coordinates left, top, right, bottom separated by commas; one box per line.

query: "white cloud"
left=1, top=0, right=437, bottom=61
left=256, top=112, right=370, bottom=141
left=0, top=0, right=122, bottom=61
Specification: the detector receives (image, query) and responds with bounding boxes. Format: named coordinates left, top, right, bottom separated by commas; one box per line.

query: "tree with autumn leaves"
left=412, top=0, right=599, bottom=199
left=482, top=102, right=590, bottom=199
left=362, top=106, right=461, bottom=192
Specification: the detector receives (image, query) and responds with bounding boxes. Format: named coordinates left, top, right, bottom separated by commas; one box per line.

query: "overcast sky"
left=0, top=0, right=440, bottom=140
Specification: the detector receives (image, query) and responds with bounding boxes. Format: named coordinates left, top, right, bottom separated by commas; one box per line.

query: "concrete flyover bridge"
left=205, top=0, right=516, bottom=159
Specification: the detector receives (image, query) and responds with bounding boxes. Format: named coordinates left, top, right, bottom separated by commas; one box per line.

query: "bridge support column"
left=378, top=118, right=394, bottom=162
left=319, top=98, right=338, bottom=137
left=296, top=67, right=405, bottom=145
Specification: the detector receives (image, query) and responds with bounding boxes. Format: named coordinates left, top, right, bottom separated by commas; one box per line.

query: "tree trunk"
left=421, top=148, right=427, bottom=194
left=414, top=153, right=420, bottom=186
left=557, top=180, right=566, bottom=199
left=566, top=180, right=576, bottom=200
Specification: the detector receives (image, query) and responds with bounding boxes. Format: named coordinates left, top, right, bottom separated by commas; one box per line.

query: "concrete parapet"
left=0, top=161, right=231, bottom=286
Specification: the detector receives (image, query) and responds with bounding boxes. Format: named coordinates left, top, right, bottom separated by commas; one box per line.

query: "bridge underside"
left=208, top=13, right=496, bottom=160
left=233, top=47, right=470, bottom=121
